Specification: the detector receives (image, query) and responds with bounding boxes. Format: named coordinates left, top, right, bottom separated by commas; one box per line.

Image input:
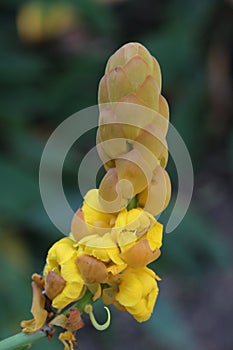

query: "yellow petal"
left=116, top=229, right=138, bottom=248
left=52, top=280, right=84, bottom=310
left=115, top=268, right=142, bottom=307
left=135, top=267, right=157, bottom=294
left=107, top=263, right=127, bottom=275
left=82, top=189, right=117, bottom=230
left=127, top=284, right=159, bottom=322
left=114, top=208, right=127, bottom=227
left=107, top=247, right=125, bottom=265
left=114, top=208, right=155, bottom=240
left=58, top=331, right=77, bottom=350
left=21, top=277, right=47, bottom=333
left=125, top=267, right=159, bottom=322
left=146, top=221, right=163, bottom=250
left=60, top=257, right=82, bottom=284
left=46, top=238, right=75, bottom=265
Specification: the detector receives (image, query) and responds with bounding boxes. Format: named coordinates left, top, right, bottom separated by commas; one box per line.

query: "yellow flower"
left=71, top=189, right=120, bottom=242
left=44, top=237, right=85, bottom=310
left=103, top=267, right=160, bottom=322
left=77, top=232, right=126, bottom=274
left=76, top=207, right=162, bottom=272
left=113, top=208, right=163, bottom=268
left=114, top=208, right=152, bottom=234
left=114, top=208, right=163, bottom=249
left=81, top=189, right=117, bottom=232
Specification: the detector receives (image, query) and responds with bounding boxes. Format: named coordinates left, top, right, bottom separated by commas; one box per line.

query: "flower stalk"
left=0, top=290, right=94, bottom=350
left=1, top=42, right=171, bottom=350
left=0, top=330, right=46, bottom=350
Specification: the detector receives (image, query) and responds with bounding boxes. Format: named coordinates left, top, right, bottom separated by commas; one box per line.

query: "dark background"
left=0, top=1, right=233, bottom=349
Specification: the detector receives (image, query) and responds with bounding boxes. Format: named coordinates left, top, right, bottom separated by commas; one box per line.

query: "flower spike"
left=8, top=42, right=172, bottom=350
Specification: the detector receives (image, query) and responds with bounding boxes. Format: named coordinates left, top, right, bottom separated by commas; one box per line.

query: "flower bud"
left=45, top=271, right=66, bottom=301
left=82, top=189, right=117, bottom=232
left=138, top=165, right=171, bottom=216
left=105, top=42, right=161, bottom=93
left=120, top=239, right=161, bottom=268
left=97, top=43, right=169, bottom=169
left=115, top=149, right=153, bottom=196
left=99, top=168, right=128, bottom=213
left=71, top=209, right=90, bottom=242
left=76, top=254, right=108, bottom=284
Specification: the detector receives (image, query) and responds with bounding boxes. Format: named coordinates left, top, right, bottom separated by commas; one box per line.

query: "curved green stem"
left=84, top=305, right=111, bottom=331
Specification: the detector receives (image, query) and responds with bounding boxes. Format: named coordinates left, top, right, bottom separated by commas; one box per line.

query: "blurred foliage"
left=0, top=0, right=233, bottom=349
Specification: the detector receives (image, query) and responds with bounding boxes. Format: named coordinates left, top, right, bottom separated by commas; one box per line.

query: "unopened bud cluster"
left=97, top=42, right=171, bottom=215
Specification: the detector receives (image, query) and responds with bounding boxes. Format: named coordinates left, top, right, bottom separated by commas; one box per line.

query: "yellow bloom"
left=44, top=237, right=85, bottom=310
left=81, top=189, right=117, bottom=232
left=113, top=208, right=163, bottom=268
left=114, top=208, right=152, bottom=234
left=76, top=207, right=162, bottom=272
left=114, top=208, right=163, bottom=249
left=77, top=232, right=126, bottom=273
left=103, top=267, right=160, bottom=322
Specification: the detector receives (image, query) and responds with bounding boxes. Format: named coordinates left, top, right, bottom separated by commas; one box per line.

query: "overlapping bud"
left=97, top=42, right=171, bottom=215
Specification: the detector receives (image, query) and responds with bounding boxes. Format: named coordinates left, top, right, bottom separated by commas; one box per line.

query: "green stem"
left=0, top=331, right=46, bottom=350
left=0, top=290, right=94, bottom=350
left=127, top=195, right=138, bottom=211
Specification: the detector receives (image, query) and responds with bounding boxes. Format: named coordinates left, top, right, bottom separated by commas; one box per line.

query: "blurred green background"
left=0, top=0, right=233, bottom=349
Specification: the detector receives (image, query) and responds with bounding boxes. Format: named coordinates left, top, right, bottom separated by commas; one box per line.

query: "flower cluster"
left=21, top=42, right=171, bottom=350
